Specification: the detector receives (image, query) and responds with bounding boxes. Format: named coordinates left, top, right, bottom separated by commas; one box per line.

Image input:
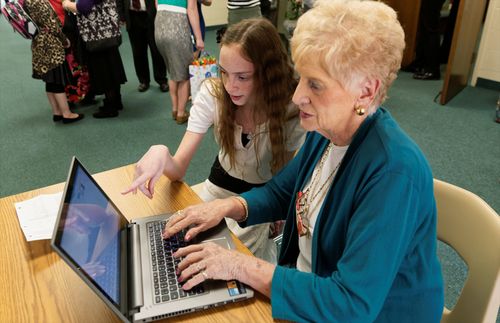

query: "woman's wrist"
left=237, top=253, right=274, bottom=298
left=231, top=196, right=248, bottom=223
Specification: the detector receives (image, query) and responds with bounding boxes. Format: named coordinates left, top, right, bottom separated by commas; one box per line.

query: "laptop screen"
left=52, top=159, right=128, bottom=308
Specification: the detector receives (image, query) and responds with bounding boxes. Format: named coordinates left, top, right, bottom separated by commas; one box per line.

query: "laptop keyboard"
left=148, top=220, right=206, bottom=304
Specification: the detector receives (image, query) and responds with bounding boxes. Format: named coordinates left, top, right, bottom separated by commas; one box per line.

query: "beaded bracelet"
left=233, top=196, right=248, bottom=223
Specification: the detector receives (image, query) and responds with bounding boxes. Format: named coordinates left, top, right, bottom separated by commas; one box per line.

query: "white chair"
left=434, top=179, right=500, bottom=323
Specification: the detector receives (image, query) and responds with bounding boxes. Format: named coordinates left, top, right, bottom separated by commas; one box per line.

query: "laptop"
left=51, top=157, right=254, bottom=322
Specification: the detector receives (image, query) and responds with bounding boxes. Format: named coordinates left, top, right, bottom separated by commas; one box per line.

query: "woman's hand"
left=195, top=38, right=204, bottom=52
left=122, top=145, right=169, bottom=198
left=174, top=241, right=275, bottom=297
left=174, top=242, right=247, bottom=290
left=162, top=198, right=237, bottom=241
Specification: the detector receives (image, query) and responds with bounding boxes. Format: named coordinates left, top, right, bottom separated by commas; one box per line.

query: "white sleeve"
left=187, top=81, right=217, bottom=134
left=284, top=103, right=306, bottom=152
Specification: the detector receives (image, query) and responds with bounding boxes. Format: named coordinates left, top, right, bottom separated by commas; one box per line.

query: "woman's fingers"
left=121, top=172, right=151, bottom=196
left=162, top=208, right=207, bottom=240
left=162, top=210, right=187, bottom=238
left=181, top=270, right=208, bottom=291
left=174, top=244, right=217, bottom=290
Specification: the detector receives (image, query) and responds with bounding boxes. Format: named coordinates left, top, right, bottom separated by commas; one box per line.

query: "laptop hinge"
left=128, top=223, right=144, bottom=312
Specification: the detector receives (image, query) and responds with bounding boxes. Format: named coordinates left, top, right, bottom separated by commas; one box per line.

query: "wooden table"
left=0, top=165, right=274, bottom=322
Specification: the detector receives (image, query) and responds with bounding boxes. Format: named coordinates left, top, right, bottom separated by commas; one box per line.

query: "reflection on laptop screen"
left=57, top=164, right=123, bottom=305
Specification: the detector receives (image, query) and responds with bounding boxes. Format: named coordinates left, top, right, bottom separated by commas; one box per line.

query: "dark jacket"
left=120, top=0, right=157, bottom=31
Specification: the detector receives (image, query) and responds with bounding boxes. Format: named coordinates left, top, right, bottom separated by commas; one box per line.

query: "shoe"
left=413, top=70, right=440, bottom=80
left=93, top=109, right=118, bottom=118
left=401, top=62, right=423, bottom=74
left=80, top=96, right=98, bottom=106
left=53, top=115, right=63, bottom=122
left=176, top=112, right=189, bottom=125
left=62, top=114, right=85, bottom=124
left=160, top=83, right=169, bottom=92
left=172, top=110, right=177, bottom=120
left=138, top=83, right=150, bottom=92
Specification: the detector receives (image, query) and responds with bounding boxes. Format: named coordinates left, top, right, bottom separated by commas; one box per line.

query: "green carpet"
left=1, top=18, right=499, bottom=319
left=0, top=22, right=220, bottom=196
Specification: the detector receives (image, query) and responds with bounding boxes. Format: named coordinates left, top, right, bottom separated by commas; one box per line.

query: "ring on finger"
left=201, top=270, right=208, bottom=280
left=196, top=264, right=202, bottom=272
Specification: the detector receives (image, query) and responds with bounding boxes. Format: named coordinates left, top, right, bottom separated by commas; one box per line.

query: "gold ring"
left=201, top=270, right=208, bottom=280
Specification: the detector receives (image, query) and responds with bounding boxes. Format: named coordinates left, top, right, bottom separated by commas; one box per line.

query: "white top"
left=296, top=143, right=348, bottom=272
left=187, top=81, right=306, bottom=184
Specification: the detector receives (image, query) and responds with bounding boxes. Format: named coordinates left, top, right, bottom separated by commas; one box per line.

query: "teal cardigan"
left=241, top=108, right=444, bottom=322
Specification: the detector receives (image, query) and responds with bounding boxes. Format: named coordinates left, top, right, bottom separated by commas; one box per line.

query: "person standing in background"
left=402, top=0, right=446, bottom=80
left=63, top=0, right=128, bottom=118
left=121, top=0, right=169, bottom=93
left=155, top=0, right=204, bottom=124
left=25, top=0, right=84, bottom=124
left=227, top=0, right=261, bottom=26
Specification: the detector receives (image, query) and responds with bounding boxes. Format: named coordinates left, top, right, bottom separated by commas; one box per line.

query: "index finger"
left=121, top=173, right=152, bottom=196
left=162, top=213, right=191, bottom=239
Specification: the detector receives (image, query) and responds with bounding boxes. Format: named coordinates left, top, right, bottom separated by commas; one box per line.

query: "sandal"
left=176, top=112, right=189, bottom=125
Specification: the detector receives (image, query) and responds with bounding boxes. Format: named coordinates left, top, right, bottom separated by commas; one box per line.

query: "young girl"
left=124, top=18, right=305, bottom=263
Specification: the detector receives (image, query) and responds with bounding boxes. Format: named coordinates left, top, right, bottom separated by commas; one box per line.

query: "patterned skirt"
left=154, top=11, right=193, bottom=81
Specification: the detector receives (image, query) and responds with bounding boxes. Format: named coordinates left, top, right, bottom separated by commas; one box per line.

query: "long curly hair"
left=212, top=18, right=297, bottom=174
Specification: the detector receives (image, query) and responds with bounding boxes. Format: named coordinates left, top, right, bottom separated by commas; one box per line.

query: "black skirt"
left=86, top=46, right=127, bottom=94
left=33, top=61, right=71, bottom=86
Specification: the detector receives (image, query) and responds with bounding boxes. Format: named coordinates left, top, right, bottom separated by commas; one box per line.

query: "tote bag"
left=76, top=0, right=121, bottom=52
left=189, top=52, right=217, bottom=101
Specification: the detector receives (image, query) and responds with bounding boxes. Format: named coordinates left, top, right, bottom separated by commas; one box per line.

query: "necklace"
left=295, top=143, right=341, bottom=238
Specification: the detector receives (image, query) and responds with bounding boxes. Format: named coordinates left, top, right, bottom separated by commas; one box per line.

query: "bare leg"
left=169, top=79, right=178, bottom=117
left=46, top=92, right=61, bottom=115
left=54, top=92, right=79, bottom=118
left=177, top=79, right=190, bottom=117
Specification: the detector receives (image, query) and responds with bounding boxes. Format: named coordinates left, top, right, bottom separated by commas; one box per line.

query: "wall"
left=471, top=0, right=500, bottom=85
left=203, top=0, right=228, bottom=27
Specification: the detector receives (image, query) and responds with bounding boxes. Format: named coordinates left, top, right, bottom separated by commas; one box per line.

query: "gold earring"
left=354, top=105, right=365, bottom=116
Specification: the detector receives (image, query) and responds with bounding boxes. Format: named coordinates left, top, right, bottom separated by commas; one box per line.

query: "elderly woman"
left=163, top=1, right=444, bottom=321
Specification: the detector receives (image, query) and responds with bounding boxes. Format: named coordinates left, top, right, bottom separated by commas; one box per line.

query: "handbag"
left=76, top=0, right=121, bottom=52
left=1, top=0, right=38, bottom=40
left=189, top=51, right=217, bottom=101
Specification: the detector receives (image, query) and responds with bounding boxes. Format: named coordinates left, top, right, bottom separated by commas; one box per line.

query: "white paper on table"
left=14, top=192, right=63, bottom=241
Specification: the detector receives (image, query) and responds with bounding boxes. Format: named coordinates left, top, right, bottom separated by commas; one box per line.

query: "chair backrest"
left=434, top=179, right=500, bottom=323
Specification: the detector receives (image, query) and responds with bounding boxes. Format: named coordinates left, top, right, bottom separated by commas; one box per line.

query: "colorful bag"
left=189, top=52, right=217, bottom=101
left=76, top=0, right=121, bottom=52
left=65, top=51, right=90, bottom=103
left=1, top=0, right=38, bottom=39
